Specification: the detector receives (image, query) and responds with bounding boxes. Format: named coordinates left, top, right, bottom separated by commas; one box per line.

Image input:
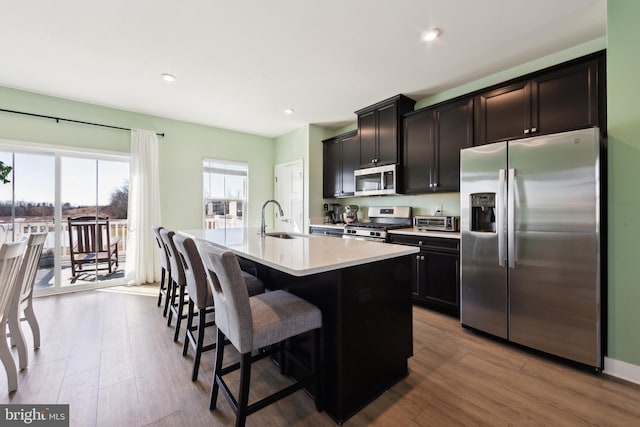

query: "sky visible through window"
left=0, top=151, right=128, bottom=207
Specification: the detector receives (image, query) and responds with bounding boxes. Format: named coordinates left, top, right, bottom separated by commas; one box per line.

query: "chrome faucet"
left=260, top=199, right=284, bottom=237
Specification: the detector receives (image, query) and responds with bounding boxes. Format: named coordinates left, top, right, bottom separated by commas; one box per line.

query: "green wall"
left=0, top=86, right=274, bottom=231
left=606, top=0, right=640, bottom=366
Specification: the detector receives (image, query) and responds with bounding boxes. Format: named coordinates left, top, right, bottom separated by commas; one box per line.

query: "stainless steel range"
left=343, top=206, right=412, bottom=242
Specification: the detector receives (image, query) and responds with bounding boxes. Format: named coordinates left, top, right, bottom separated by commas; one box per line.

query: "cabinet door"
left=475, top=81, right=531, bottom=145
left=532, top=60, right=598, bottom=136
left=376, top=103, right=398, bottom=165
left=402, top=109, right=434, bottom=194
left=358, top=110, right=377, bottom=167
left=423, top=250, right=460, bottom=315
left=340, top=132, right=359, bottom=196
left=433, top=98, right=473, bottom=192
left=323, top=140, right=342, bottom=198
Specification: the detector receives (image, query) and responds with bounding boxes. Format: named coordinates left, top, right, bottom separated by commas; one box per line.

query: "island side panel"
left=254, top=254, right=413, bottom=423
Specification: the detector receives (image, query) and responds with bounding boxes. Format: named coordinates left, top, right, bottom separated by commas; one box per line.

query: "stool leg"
left=167, top=278, right=177, bottom=326
left=313, top=328, right=323, bottom=412
left=173, top=284, right=186, bottom=342
left=236, top=352, right=252, bottom=427
left=157, top=268, right=166, bottom=307
left=183, top=299, right=195, bottom=356
left=210, top=328, right=226, bottom=410
left=163, top=272, right=173, bottom=318
left=191, top=307, right=207, bottom=381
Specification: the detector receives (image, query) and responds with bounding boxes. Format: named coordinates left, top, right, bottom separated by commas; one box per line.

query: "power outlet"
left=434, top=205, right=443, bottom=215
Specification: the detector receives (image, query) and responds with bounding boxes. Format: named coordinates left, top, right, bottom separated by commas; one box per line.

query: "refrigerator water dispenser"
left=471, top=193, right=496, bottom=232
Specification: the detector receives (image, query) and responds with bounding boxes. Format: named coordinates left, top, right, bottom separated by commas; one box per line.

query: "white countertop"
left=389, top=227, right=461, bottom=239
left=181, top=227, right=419, bottom=277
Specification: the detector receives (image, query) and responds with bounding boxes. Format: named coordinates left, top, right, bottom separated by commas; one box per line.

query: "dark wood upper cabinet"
left=322, top=130, right=358, bottom=198
left=475, top=57, right=601, bottom=145
left=356, top=95, right=416, bottom=168
left=434, top=98, right=473, bottom=192
left=402, top=97, right=473, bottom=193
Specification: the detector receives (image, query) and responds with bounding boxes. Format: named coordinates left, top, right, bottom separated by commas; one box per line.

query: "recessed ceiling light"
left=284, top=107, right=295, bottom=115
left=161, top=73, right=176, bottom=82
left=422, top=29, right=440, bottom=42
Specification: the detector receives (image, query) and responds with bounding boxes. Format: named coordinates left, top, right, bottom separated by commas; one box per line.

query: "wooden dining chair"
left=0, top=240, right=27, bottom=393
left=8, top=232, right=47, bottom=371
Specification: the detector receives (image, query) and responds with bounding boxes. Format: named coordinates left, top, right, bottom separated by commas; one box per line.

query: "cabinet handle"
left=524, top=129, right=530, bottom=134
left=420, top=256, right=425, bottom=261
left=418, top=241, right=423, bottom=245
left=531, top=127, right=537, bottom=133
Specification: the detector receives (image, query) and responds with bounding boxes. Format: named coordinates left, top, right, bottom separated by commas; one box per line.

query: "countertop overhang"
left=180, top=227, right=419, bottom=277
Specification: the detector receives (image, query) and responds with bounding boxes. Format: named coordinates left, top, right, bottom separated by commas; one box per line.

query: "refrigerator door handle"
left=508, top=168, right=516, bottom=269
left=498, top=168, right=506, bottom=267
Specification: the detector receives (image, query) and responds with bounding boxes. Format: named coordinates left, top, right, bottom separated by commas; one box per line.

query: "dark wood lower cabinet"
left=390, top=234, right=460, bottom=317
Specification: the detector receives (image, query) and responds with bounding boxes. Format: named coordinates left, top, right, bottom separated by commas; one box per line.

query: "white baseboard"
left=604, top=357, right=640, bottom=385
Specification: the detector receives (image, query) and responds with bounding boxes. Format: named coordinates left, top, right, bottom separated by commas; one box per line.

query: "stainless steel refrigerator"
left=460, top=127, right=602, bottom=369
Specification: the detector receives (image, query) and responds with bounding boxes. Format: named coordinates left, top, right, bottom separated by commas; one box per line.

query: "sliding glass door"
left=0, top=144, right=129, bottom=294
left=60, top=156, right=129, bottom=288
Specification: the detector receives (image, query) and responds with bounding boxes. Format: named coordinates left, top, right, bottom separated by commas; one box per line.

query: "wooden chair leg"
left=24, top=304, right=41, bottom=350
left=0, top=335, right=18, bottom=392
left=192, top=307, right=207, bottom=381
left=8, top=308, right=28, bottom=370
left=236, top=352, right=252, bottom=427
left=210, top=328, right=226, bottom=410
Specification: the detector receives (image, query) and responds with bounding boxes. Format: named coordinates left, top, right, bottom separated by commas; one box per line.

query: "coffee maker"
left=323, top=203, right=343, bottom=224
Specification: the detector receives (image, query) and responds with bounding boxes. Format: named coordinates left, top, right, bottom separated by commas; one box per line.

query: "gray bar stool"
left=152, top=226, right=171, bottom=316
left=173, top=234, right=264, bottom=381
left=159, top=229, right=188, bottom=342
left=198, top=240, right=323, bottom=427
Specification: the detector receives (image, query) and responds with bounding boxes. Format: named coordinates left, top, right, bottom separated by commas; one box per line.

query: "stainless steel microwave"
left=354, top=164, right=397, bottom=196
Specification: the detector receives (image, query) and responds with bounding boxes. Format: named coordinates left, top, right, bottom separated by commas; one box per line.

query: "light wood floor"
left=2, top=285, right=640, bottom=426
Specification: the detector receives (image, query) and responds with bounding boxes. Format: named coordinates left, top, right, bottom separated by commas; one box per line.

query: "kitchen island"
left=182, top=228, right=418, bottom=423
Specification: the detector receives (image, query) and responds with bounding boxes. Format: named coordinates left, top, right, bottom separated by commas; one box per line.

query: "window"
left=203, top=159, right=248, bottom=229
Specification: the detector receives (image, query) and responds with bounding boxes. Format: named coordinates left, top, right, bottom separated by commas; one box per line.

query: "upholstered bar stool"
left=159, top=229, right=188, bottom=342
left=173, top=234, right=265, bottom=381
left=8, top=232, right=46, bottom=370
left=198, top=241, right=323, bottom=427
left=152, top=226, right=171, bottom=316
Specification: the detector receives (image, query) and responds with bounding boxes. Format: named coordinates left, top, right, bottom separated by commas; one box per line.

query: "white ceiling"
left=0, top=0, right=606, bottom=138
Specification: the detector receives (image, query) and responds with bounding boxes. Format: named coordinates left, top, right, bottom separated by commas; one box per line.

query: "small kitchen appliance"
left=413, top=215, right=459, bottom=232
left=343, top=206, right=412, bottom=242
left=343, top=205, right=359, bottom=223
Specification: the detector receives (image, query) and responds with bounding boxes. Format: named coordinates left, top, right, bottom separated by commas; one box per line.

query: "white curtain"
left=126, top=129, right=161, bottom=285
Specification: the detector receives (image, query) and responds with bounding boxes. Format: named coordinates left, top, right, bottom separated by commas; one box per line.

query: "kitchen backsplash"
left=325, top=192, right=460, bottom=219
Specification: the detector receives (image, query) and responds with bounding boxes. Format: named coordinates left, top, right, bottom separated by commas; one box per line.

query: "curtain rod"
left=0, top=108, right=165, bottom=137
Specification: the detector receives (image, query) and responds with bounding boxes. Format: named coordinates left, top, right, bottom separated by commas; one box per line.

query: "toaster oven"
left=413, top=215, right=459, bottom=232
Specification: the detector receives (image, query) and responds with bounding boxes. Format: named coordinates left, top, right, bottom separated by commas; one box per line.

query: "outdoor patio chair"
left=67, top=216, right=120, bottom=278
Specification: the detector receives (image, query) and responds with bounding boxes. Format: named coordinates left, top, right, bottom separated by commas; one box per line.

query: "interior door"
left=274, top=160, right=303, bottom=233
